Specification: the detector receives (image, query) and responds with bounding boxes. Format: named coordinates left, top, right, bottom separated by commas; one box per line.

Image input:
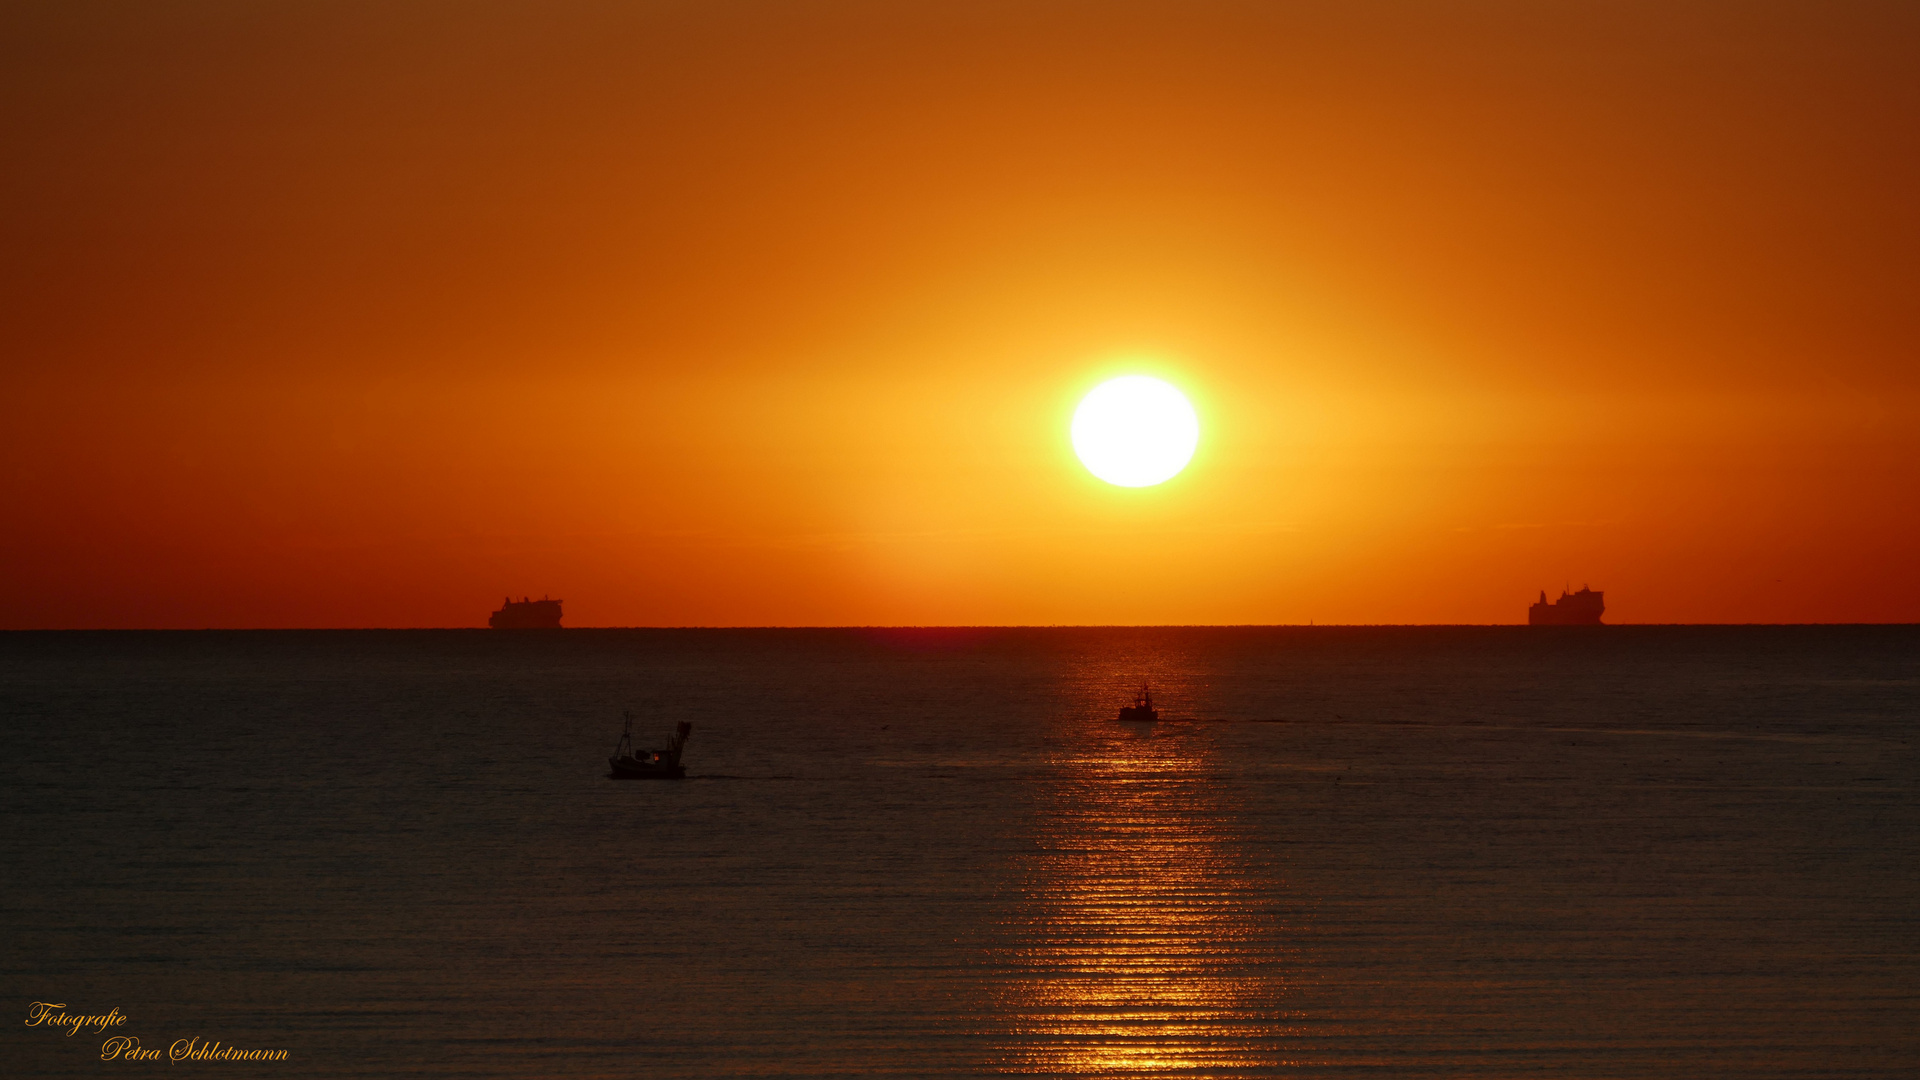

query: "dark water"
left=3, top=627, right=1916, bottom=1077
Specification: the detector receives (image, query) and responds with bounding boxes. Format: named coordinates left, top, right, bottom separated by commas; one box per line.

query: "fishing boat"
left=608, top=714, right=692, bottom=779
left=1116, top=684, right=1159, bottom=722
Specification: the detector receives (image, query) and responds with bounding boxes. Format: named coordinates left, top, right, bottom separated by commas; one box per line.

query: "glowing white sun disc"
left=1071, top=376, right=1199, bottom=487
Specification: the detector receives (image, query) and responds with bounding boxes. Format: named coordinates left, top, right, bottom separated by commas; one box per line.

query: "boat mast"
left=615, top=710, right=635, bottom=759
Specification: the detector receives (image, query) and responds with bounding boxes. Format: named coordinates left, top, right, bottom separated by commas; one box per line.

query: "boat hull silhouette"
left=1116, top=684, right=1159, bottom=722
left=608, top=756, right=687, bottom=779
left=608, top=717, right=692, bottom=779
left=489, top=597, right=562, bottom=628
left=1529, top=587, right=1605, bottom=626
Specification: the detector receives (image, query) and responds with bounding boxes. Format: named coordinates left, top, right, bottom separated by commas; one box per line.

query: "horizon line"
left=4, top=622, right=1918, bottom=632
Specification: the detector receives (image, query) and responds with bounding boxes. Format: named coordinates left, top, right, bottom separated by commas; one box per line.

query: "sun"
left=1071, top=375, right=1199, bottom=487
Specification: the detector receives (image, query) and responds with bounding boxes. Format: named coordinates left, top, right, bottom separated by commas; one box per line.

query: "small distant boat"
left=1116, top=684, right=1159, bottom=722
left=608, top=713, right=692, bottom=779
left=490, top=596, right=563, bottom=629
left=1528, top=586, right=1605, bottom=626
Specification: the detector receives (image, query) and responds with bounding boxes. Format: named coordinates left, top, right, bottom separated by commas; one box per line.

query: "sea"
left=3, top=627, right=1916, bottom=1077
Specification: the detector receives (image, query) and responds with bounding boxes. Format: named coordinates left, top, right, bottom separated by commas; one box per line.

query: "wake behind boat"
left=608, top=713, right=692, bottom=779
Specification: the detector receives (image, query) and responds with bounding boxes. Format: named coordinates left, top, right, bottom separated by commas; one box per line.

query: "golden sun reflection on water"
left=994, top=692, right=1304, bottom=1075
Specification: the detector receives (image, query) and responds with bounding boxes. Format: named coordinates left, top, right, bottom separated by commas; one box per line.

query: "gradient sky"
left=4, top=0, right=1917, bottom=627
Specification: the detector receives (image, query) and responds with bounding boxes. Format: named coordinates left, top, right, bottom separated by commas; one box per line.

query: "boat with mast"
left=608, top=713, right=693, bottom=779
left=1116, top=684, right=1159, bottom=722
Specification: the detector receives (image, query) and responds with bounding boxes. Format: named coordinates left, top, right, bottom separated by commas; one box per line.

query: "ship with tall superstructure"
left=1528, top=587, right=1604, bottom=626
left=489, top=596, right=563, bottom=629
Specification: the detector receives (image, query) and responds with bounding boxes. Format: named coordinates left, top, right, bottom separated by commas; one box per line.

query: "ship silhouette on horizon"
left=489, top=596, right=563, bottom=629
left=1529, top=586, right=1604, bottom=626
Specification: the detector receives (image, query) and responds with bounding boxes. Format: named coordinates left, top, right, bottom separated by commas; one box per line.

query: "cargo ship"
left=489, top=596, right=563, bottom=629
left=1528, top=587, right=1604, bottom=626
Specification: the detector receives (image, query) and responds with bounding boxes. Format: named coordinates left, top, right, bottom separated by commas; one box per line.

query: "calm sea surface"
left=3, top=627, right=1916, bottom=1077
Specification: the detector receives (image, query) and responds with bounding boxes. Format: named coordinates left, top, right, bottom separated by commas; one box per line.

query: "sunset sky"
left=4, top=0, right=1917, bottom=627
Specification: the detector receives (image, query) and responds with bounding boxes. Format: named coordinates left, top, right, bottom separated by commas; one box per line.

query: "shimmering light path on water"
left=3, top=628, right=1916, bottom=1077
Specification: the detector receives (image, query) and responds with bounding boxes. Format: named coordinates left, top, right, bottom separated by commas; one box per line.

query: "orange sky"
left=4, top=0, right=1917, bottom=627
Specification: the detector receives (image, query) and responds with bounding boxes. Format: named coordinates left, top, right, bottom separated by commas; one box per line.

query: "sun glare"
left=1071, top=376, right=1199, bottom=487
